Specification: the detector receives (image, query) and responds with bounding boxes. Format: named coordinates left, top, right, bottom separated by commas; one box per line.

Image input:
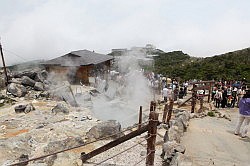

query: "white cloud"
left=1, top=0, right=250, bottom=65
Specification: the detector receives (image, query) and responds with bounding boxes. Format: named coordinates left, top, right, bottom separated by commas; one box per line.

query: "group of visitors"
left=212, top=85, right=246, bottom=109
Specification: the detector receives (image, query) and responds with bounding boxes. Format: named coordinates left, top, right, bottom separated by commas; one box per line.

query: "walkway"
left=181, top=108, right=250, bottom=166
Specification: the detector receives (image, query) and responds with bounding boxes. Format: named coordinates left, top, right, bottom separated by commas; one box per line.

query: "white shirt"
left=162, top=88, right=168, bottom=97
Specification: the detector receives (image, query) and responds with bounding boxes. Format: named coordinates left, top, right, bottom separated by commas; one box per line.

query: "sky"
left=0, top=0, right=250, bottom=65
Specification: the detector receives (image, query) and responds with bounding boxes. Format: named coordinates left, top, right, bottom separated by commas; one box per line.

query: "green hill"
left=153, top=48, right=250, bottom=82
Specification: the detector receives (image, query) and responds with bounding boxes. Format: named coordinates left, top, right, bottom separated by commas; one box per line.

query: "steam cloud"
left=92, top=51, right=153, bottom=127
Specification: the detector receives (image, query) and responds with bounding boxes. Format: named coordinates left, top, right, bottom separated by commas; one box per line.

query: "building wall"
left=45, top=60, right=111, bottom=85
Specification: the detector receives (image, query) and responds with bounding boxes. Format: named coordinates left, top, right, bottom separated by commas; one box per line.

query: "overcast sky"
left=1, top=0, right=250, bottom=65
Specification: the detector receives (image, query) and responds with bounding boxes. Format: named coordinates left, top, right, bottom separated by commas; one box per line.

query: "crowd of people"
left=212, top=85, right=246, bottom=109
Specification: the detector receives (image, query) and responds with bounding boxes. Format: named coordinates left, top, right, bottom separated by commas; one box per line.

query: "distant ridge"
left=153, top=48, right=250, bottom=82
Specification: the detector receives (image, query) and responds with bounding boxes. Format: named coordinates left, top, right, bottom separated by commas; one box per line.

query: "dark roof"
left=43, top=50, right=113, bottom=66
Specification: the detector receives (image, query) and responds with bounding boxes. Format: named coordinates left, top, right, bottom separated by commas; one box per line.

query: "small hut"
left=43, top=50, right=113, bottom=84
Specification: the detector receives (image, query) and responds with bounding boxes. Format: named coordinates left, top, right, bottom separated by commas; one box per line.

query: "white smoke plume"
left=92, top=51, right=153, bottom=127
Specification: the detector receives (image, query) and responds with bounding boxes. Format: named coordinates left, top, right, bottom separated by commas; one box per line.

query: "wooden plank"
left=81, top=124, right=149, bottom=162
left=193, top=85, right=211, bottom=91
left=178, top=96, right=192, bottom=107
left=190, top=81, right=215, bottom=84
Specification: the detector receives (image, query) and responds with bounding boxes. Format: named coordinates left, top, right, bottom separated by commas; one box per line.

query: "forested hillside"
left=153, top=48, right=250, bottom=82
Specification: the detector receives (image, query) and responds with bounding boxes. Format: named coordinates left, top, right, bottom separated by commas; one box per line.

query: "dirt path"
left=181, top=108, right=250, bottom=166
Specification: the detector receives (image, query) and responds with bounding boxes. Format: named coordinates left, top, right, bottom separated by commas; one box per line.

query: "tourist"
left=231, top=87, right=237, bottom=108
left=211, top=86, right=217, bottom=102
left=221, top=86, right=227, bottom=108
left=179, top=87, right=185, bottom=99
left=162, top=86, right=168, bottom=102
left=237, top=86, right=246, bottom=108
left=214, top=89, right=222, bottom=108
left=234, top=90, right=250, bottom=138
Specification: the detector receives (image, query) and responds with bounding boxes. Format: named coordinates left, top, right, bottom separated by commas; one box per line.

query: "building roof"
left=43, top=50, right=113, bottom=66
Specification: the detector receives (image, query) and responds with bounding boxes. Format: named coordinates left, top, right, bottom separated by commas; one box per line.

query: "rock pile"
left=7, top=69, right=49, bottom=98
left=162, top=109, right=192, bottom=166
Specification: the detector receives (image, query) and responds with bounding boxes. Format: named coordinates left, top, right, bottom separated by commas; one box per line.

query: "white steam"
left=92, top=52, right=152, bottom=128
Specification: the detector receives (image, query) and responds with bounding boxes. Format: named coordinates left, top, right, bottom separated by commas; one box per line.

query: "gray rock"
left=7, top=83, right=27, bottom=97
left=51, top=103, right=69, bottom=114
left=15, top=104, right=27, bottom=113
left=40, top=91, right=50, bottom=98
left=24, top=103, right=35, bottom=113
left=87, top=120, right=123, bottom=140
left=171, top=119, right=184, bottom=137
left=34, top=82, right=45, bottom=91
left=175, top=111, right=190, bottom=132
left=13, top=70, right=37, bottom=79
left=35, top=70, right=48, bottom=82
left=174, top=144, right=186, bottom=154
left=166, top=126, right=181, bottom=143
left=44, top=137, right=84, bottom=154
left=21, top=76, right=36, bottom=87
left=170, top=152, right=192, bottom=166
left=162, top=141, right=178, bottom=160
left=9, top=78, right=22, bottom=84
left=50, top=83, right=78, bottom=107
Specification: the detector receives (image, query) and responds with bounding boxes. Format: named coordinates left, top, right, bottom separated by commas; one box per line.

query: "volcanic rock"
left=51, top=103, right=69, bottom=114
left=87, top=120, right=123, bottom=141
left=34, top=82, right=45, bottom=91
left=7, top=83, right=27, bottom=97
left=21, top=76, right=36, bottom=87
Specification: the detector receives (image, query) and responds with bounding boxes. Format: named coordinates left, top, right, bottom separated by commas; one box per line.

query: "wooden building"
left=43, top=50, right=113, bottom=84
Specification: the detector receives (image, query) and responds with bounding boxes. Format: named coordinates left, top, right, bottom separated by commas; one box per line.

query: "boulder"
left=87, top=120, right=123, bottom=140
left=13, top=70, right=37, bottom=79
left=34, top=82, right=45, bottom=91
left=15, top=104, right=27, bottom=113
left=171, top=119, right=184, bottom=137
left=51, top=103, right=69, bottom=114
left=50, top=83, right=78, bottom=107
left=166, top=126, right=181, bottom=143
left=44, top=137, right=84, bottom=154
left=170, top=152, right=192, bottom=166
left=35, top=70, right=48, bottom=82
left=7, top=83, right=27, bottom=97
left=9, top=78, right=22, bottom=84
left=24, top=103, right=35, bottom=113
left=162, top=141, right=187, bottom=163
left=162, top=141, right=178, bottom=160
left=21, top=76, right=36, bottom=87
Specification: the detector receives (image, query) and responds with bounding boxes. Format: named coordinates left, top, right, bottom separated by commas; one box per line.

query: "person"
left=234, top=90, right=250, bottom=138
left=211, top=87, right=217, bottom=102
left=221, top=86, right=227, bottom=108
left=162, top=86, right=168, bottom=102
left=231, top=87, right=237, bottom=108
left=214, top=89, right=222, bottom=108
left=237, top=86, right=246, bottom=108
left=179, top=87, right=184, bottom=99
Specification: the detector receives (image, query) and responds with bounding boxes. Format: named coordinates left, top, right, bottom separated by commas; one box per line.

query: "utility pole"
left=0, top=39, right=9, bottom=84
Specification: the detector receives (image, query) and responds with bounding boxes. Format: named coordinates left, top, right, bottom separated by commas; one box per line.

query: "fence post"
left=198, top=96, right=204, bottom=113
left=166, top=99, right=174, bottom=127
left=150, top=101, right=156, bottom=112
left=138, top=106, right=143, bottom=129
left=191, top=84, right=197, bottom=113
left=162, top=104, right=169, bottom=124
left=146, top=111, right=159, bottom=166
left=208, top=83, right=211, bottom=102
